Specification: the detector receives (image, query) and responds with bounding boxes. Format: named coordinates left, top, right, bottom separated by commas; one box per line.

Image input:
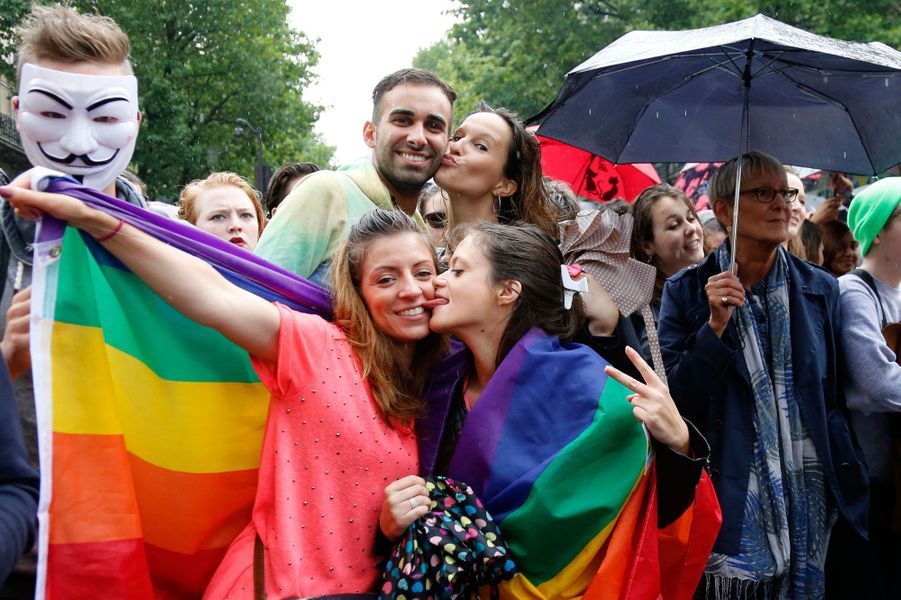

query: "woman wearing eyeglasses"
left=657, top=151, right=868, bottom=599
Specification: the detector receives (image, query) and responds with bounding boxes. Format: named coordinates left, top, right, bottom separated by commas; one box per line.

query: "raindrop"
left=588, top=108, right=592, bottom=116
left=684, top=110, right=687, bottom=117
left=656, top=111, right=660, bottom=119
left=885, top=79, right=889, bottom=87
left=843, top=151, right=847, bottom=159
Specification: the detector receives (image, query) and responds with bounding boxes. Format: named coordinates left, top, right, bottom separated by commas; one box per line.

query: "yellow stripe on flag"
left=52, top=321, right=269, bottom=473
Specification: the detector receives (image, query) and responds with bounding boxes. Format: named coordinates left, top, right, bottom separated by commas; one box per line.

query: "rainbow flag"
left=446, top=330, right=720, bottom=599
left=29, top=179, right=330, bottom=599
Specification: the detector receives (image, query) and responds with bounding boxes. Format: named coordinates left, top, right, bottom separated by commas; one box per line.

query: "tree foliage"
left=0, top=0, right=30, bottom=81
left=2, top=0, right=333, bottom=199
left=416, top=0, right=900, bottom=122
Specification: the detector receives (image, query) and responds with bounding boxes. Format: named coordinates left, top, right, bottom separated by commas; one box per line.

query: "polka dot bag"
left=378, top=477, right=517, bottom=599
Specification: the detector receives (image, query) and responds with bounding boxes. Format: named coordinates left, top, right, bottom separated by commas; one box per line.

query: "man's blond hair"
left=16, top=4, right=132, bottom=84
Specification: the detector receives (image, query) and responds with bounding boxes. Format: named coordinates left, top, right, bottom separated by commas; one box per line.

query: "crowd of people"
left=0, top=4, right=898, bottom=600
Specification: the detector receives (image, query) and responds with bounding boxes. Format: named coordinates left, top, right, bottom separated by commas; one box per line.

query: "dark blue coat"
left=658, top=250, right=868, bottom=555
left=0, top=360, right=39, bottom=583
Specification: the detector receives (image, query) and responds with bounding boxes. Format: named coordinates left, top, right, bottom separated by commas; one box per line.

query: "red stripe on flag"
left=584, top=467, right=657, bottom=600
left=144, top=542, right=231, bottom=599
left=47, top=538, right=154, bottom=600
left=583, top=463, right=722, bottom=600
left=46, top=538, right=232, bottom=599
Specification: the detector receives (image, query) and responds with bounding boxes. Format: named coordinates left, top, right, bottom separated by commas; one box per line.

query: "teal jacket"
left=255, top=160, right=423, bottom=286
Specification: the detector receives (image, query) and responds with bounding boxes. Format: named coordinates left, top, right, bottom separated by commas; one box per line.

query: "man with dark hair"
left=255, top=68, right=455, bottom=285
left=263, top=161, right=320, bottom=217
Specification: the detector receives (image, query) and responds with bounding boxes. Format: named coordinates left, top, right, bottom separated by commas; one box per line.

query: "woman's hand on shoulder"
left=605, top=346, right=690, bottom=455
left=379, top=475, right=431, bottom=541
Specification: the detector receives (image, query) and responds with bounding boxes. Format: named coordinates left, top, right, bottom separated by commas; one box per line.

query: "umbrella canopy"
left=537, top=134, right=661, bottom=202
left=532, top=14, right=901, bottom=175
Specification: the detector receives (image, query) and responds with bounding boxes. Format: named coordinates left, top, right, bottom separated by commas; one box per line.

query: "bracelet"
left=94, top=219, right=124, bottom=242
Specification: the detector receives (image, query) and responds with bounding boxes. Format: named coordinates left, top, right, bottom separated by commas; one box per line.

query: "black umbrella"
left=532, top=13, right=901, bottom=271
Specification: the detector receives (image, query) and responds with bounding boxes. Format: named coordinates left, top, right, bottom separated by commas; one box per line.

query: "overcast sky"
left=287, top=1, right=458, bottom=164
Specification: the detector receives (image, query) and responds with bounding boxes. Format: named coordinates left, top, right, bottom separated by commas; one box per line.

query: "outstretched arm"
left=1, top=178, right=280, bottom=362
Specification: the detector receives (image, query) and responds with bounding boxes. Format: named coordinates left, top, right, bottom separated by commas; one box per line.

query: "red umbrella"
left=536, top=135, right=660, bottom=203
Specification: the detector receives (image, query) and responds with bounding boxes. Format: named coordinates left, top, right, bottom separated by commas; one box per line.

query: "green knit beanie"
left=847, top=177, right=901, bottom=256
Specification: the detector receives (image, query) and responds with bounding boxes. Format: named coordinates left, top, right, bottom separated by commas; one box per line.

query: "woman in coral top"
left=2, top=172, right=445, bottom=598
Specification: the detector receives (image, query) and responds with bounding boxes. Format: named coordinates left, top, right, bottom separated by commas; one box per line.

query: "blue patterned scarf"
left=702, top=245, right=832, bottom=599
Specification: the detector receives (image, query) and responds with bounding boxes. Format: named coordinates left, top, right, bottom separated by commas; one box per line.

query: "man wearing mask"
left=0, top=5, right=143, bottom=595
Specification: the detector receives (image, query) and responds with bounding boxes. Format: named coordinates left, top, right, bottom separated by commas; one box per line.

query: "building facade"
left=0, top=75, right=29, bottom=177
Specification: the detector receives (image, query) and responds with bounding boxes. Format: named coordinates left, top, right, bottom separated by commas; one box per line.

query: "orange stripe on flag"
left=584, top=469, right=657, bottom=600
left=50, top=432, right=256, bottom=555
left=50, top=433, right=143, bottom=545
left=130, top=452, right=257, bottom=554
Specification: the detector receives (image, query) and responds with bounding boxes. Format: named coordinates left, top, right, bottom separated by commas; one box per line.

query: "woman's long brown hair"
left=331, top=209, right=448, bottom=425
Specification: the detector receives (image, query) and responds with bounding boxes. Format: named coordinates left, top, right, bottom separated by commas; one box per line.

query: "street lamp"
left=234, top=117, right=272, bottom=193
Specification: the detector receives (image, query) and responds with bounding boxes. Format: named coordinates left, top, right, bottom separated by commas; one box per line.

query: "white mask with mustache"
left=16, top=63, right=139, bottom=191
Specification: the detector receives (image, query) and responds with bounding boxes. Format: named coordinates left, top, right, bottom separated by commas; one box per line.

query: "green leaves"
left=415, top=0, right=899, bottom=125
left=0, top=0, right=32, bottom=81
left=66, top=0, right=333, bottom=199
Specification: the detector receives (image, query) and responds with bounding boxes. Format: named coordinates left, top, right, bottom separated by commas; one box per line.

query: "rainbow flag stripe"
left=31, top=179, right=330, bottom=599
left=446, top=330, right=720, bottom=599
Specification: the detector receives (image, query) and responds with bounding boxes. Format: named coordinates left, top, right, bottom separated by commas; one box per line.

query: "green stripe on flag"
left=53, top=228, right=259, bottom=383
left=500, top=379, right=647, bottom=583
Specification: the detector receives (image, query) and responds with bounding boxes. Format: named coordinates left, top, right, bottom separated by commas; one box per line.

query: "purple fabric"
left=445, top=329, right=540, bottom=493
left=37, top=177, right=331, bottom=317
left=417, top=340, right=469, bottom=477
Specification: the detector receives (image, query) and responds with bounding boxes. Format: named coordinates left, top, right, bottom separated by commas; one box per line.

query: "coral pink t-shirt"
left=204, top=305, right=419, bottom=598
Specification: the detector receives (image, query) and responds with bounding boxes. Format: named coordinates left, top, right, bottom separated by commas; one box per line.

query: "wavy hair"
left=471, top=103, right=558, bottom=237
left=331, top=209, right=448, bottom=423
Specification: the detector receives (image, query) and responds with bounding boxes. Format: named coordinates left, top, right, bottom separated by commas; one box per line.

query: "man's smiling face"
left=365, top=83, right=452, bottom=195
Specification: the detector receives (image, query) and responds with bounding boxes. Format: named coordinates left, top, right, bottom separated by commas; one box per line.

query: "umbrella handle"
left=728, top=66, right=752, bottom=275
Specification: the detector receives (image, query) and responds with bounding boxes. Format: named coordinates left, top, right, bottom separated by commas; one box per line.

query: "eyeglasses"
left=739, top=186, right=799, bottom=204
left=423, top=211, right=447, bottom=229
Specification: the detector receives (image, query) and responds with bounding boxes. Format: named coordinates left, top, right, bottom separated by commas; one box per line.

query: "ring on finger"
left=721, top=296, right=730, bottom=306
left=408, top=497, right=418, bottom=509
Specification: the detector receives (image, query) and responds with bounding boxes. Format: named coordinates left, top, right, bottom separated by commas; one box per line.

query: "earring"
left=493, top=195, right=502, bottom=215
left=726, top=225, right=732, bottom=233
